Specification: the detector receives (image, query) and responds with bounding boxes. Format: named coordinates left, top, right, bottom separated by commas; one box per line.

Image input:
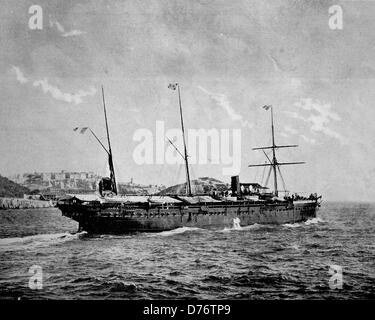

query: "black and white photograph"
left=0, top=0, right=374, bottom=308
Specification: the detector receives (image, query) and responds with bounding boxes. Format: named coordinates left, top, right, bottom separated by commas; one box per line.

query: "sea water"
left=0, top=202, right=374, bottom=299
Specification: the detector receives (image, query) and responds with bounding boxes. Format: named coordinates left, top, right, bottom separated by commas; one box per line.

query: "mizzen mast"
left=248, top=105, right=304, bottom=197
left=270, top=106, right=278, bottom=196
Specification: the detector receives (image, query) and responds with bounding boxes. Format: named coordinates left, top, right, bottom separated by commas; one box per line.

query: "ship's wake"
left=0, top=231, right=87, bottom=251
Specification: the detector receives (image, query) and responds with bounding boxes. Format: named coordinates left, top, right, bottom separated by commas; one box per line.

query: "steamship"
left=57, top=84, right=321, bottom=233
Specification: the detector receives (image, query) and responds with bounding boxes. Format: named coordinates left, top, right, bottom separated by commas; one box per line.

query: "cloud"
left=284, top=125, right=298, bottom=135
left=50, top=19, right=87, bottom=37
left=61, top=30, right=87, bottom=37
left=286, top=98, right=345, bottom=143
left=289, top=78, right=302, bottom=91
left=284, top=111, right=303, bottom=120
left=12, top=66, right=96, bottom=105
left=280, top=132, right=289, bottom=138
left=300, top=134, right=316, bottom=144
left=33, top=79, right=96, bottom=105
left=295, top=98, right=341, bottom=121
left=129, top=107, right=140, bottom=113
left=198, top=86, right=252, bottom=128
left=12, top=66, right=28, bottom=84
left=281, top=125, right=316, bottom=144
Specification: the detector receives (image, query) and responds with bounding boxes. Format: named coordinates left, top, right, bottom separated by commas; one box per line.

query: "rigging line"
left=260, top=162, right=266, bottom=186
left=254, top=166, right=259, bottom=183
left=277, top=165, right=287, bottom=192
left=166, top=137, right=194, bottom=194
left=89, top=128, right=109, bottom=155
left=260, top=150, right=272, bottom=187
left=262, top=150, right=273, bottom=164
left=157, top=139, right=171, bottom=182
left=112, top=157, right=124, bottom=184
left=166, top=138, right=185, bottom=160
left=264, top=166, right=272, bottom=189
left=189, top=165, right=196, bottom=194
left=159, top=139, right=180, bottom=189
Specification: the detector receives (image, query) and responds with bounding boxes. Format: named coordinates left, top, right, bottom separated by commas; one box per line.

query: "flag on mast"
left=263, top=105, right=272, bottom=110
left=73, top=127, right=89, bottom=134
left=168, top=83, right=178, bottom=90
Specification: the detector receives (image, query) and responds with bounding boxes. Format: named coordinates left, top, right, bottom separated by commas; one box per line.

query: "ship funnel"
left=231, top=176, right=240, bottom=196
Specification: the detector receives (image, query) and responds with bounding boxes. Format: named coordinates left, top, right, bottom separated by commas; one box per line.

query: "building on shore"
left=118, top=178, right=166, bottom=195
left=8, top=171, right=101, bottom=193
left=7, top=172, right=166, bottom=196
left=0, top=197, right=54, bottom=209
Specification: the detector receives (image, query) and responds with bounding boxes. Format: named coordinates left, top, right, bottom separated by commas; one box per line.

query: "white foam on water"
left=283, top=223, right=302, bottom=228
left=158, top=227, right=202, bottom=236
left=220, top=221, right=263, bottom=233
left=233, top=217, right=241, bottom=230
left=283, top=217, right=324, bottom=228
left=220, top=218, right=242, bottom=232
left=305, top=217, right=325, bottom=225
left=0, top=231, right=87, bottom=251
left=240, top=223, right=263, bottom=231
left=290, top=244, right=301, bottom=250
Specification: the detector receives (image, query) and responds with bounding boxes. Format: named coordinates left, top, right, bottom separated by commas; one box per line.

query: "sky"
left=1, top=0, right=375, bottom=201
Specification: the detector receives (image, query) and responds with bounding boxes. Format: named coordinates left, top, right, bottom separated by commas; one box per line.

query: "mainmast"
left=248, top=105, right=305, bottom=197
left=270, top=106, right=278, bottom=196
left=101, top=85, right=117, bottom=195
left=169, top=83, right=192, bottom=196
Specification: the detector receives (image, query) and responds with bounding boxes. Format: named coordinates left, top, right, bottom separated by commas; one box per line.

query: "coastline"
left=0, top=197, right=55, bottom=210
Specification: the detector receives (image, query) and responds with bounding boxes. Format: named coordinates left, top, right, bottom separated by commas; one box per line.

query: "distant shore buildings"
left=7, top=171, right=166, bottom=195
left=8, top=171, right=100, bottom=192
left=118, top=179, right=166, bottom=195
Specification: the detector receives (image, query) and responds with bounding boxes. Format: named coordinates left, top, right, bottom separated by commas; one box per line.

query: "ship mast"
left=101, top=85, right=117, bottom=195
left=169, top=83, right=192, bottom=196
left=270, top=106, right=278, bottom=196
left=177, top=84, right=192, bottom=196
left=248, top=105, right=305, bottom=197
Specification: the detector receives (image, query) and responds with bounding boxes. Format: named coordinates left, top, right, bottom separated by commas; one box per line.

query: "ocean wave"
left=283, top=217, right=325, bottom=228
left=220, top=223, right=265, bottom=233
left=158, top=227, right=203, bottom=236
left=305, top=217, right=325, bottom=225
left=283, top=223, right=302, bottom=228
left=290, top=244, right=301, bottom=250
left=241, top=223, right=264, bottom=231
left=108, top=281, right=138, bottom=293
left=0, top=231, right=87, bottom=251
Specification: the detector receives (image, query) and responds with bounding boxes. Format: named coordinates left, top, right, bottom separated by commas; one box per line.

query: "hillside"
left=0, top=175, right=31, bottom=198
left=158, top=177, right=229, bottom=195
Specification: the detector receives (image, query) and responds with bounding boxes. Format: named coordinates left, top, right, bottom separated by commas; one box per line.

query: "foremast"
left=101, top=86, right=117, bottom=194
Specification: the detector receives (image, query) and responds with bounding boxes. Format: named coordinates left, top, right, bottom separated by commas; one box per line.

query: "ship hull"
left=58, top=200, right=318, bottom=234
